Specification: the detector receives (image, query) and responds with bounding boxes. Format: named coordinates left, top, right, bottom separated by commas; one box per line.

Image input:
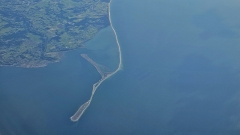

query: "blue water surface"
left=1, top=0, right=240, bottom=135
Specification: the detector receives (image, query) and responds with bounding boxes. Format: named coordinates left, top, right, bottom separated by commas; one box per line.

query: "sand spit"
left=70, top=0, right=123, bottom=122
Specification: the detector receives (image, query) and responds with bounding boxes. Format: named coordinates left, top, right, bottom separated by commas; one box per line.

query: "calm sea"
left=1, top=0, right=240, bottom=134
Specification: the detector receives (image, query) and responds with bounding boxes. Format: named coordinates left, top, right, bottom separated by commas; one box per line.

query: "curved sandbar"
left=70, top=0, right=123, bottom=122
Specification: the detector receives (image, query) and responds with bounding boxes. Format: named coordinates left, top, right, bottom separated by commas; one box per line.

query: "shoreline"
left=70, top=0, right=123, bottom=122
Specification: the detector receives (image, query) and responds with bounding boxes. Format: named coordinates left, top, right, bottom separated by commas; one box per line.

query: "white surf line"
left=70, top=0, right=123, bottom=122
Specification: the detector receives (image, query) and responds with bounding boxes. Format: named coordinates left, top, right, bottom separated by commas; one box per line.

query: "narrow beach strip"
left=70, top=0, right=123, bottom=122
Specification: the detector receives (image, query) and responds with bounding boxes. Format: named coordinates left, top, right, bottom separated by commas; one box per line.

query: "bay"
left=0, top=48, right=101, bottom=134
left=1, top=0, right=240, bottom=135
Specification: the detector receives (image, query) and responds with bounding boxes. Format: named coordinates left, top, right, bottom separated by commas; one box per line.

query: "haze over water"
left=1, top=0, right=240, bottom=135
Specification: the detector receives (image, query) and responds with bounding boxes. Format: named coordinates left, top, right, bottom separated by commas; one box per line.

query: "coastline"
left=70, top=0, right=123, bottom=122
left=109, top=0, right=123, bottom=71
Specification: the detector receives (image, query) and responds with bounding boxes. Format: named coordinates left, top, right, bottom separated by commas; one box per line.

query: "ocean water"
left=106, top=0, right=240, bottom=134
left=1, top=0, right=240, bottom=135
left=0, top=48, right=101, bottom=135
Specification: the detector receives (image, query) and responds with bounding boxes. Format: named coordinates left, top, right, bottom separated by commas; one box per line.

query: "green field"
left=0, top=0, right=110, bottom=67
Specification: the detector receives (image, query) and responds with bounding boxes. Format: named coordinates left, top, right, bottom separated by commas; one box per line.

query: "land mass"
left=0, top=0, right=110, bottom=68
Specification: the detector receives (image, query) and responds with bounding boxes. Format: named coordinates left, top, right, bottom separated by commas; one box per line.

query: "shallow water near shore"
left=1, top=0, right=240, bottom=134
left=0, top=48, right=99, bottom=134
